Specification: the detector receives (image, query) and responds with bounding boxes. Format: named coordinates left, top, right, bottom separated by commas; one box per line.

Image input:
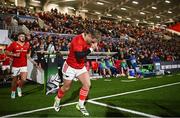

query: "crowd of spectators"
left=0, top=5, right=31, bottom=16
left=1, top=6, right=179, bottom=75
left=8, top=30, right=179, bottom=73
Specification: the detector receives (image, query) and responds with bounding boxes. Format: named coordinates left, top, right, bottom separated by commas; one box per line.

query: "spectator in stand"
left=139, top=53, right=152, bottom=65
left=61, top=42, right=68, bottom=51
left=129, top=52, right=138, bottom=70
left=91, top=59, right=99, bottom=76
left=114, top=58, right=121, bottom=74
left=99, top=58, right=111, bottom=78
left=120, top=59, right=129, bottom=76
left=36, top=39, right=46, bottom=69
left=105, top=57, right=118, bottom=77
left=151, top=53, right=161, bottom=63
left=166, top=53, right=174, bottom=61
left=47, top=41, right=55, bottom=53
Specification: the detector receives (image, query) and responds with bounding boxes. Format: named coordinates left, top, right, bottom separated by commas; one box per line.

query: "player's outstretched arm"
left=75, top=43, right=97, bottom=60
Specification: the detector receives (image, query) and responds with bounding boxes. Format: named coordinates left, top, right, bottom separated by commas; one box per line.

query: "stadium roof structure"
left=46, top=0, right=180, bottom=24
left=1, top=0, right=179, bottom=24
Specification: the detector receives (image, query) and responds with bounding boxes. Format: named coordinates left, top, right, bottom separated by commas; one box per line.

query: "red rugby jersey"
left=7, top=41, right=30, bottom=67
left=66, top=34, right=90, bottom=69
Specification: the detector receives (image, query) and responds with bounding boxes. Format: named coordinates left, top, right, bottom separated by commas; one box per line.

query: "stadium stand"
left=0, top=3, right=179, bottom=79
left=0, top=1, right=180, bottom=117
left=0, top=0, right=180, bottom=79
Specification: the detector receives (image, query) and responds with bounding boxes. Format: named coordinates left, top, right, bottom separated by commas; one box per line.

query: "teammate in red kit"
left=6, top=32, right=31, bottom=99
left=53, top=28, right=100, bottom=116
left=0, top=48, right=12, bottom=83
left=0, top=47, right=12, bottom=74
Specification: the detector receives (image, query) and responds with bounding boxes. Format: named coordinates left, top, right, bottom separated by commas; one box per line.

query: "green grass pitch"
left=0, top=74, right=180, bottom=117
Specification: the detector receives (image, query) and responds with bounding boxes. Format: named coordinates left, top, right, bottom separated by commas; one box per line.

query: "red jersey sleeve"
left=6, top=42, right=15, bottom=52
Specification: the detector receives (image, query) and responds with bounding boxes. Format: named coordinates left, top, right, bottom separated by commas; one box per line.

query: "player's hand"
left=14, top=53, right=20, bottom=57
left=91, top=42, right=98, bottom=50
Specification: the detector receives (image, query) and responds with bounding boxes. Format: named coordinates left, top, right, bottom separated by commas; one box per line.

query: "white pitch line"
left=88, top=100, right=160, bottom=118
left=121, top=80, right=136, bottom=82
left=1, top=102, right=78, bottom=118
left=1, top=107, right=53, bottom=118
left=90, top=81, right=180, bottom=101
left=104, top=79, right=112, bottom=81
left=1, top=81, right=180, bottom=118
left=167, top=75, right=173, bottom=77
left=143, top=78, right=151, bottom=80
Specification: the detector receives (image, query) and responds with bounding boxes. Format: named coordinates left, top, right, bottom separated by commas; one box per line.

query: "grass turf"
left=0, top=74, right=180, bottom=117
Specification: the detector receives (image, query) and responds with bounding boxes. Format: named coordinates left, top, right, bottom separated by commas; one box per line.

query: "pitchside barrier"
left=27, top=51, right=117, bottom=94
left=26, top=51, right=180, bottom=94
left=159, top=61, right=180, bottom=73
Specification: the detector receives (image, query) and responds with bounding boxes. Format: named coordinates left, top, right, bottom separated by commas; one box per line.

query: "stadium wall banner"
left=31, top=31, right=75, bottom=38
left=17, top=15, right=37, bottom=23
left=31, top=31, right=134, bottom=41
left=44, top=54, right=60, bottom=95
left=160, top=61, right=180, bottom=72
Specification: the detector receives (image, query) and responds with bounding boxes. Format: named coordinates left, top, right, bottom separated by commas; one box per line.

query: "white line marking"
left=167, top=75, right=173, bottom=77
left=90, top=81, right=180, bottom=101
left=1, top=107, right=53, bottom=118
left=121, top=80, right=136, bottom=82
left=88, top=100, right=160, bottom=118
left=104, top=79, right=112, bottom=81
left=143, top=78, right=151, bottom=80
left=1, top=102, right=78, bottom=118
left=1, top=81, right=180, bottom=117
